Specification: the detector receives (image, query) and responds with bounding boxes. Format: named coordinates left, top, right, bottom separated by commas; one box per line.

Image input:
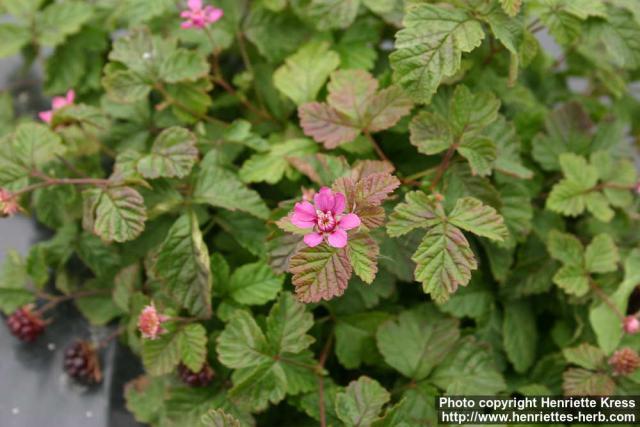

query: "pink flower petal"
left=188, top=0, right=202, bottom=10
left=51, top=96, right=68, bottom=110
left=339, top=213, right=360, bottom=230
left=180, top=10, right=191, bottom=18
left=292, top=201, right=317, bottom=228
left=314, top=187, right=335, bottom=212
left=39, top=111, right=53, bottom=123
left=304, top=232, right=324, bottom=247
left=66, top=89, right=75, bottom=104
left=181, top=20, right=194, bottom=28
left=332, top=192, right=346, bottom=215
left=327, top=229, right=348, bottom=248
left=205, top=7, right=223, bottom=22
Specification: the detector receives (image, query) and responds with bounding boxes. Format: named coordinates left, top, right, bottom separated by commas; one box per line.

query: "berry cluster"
left=178, top=363, right=215, bottom=387
left=6, top=306, right=45, bottom=342
left=64, top=340, right=102, bottom=385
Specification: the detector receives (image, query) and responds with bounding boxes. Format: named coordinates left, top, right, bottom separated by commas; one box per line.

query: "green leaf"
left=562, top=343, right=605, bottom=370
left=159, top=49, right=209, bottom=83
left=0, top=251, right=33, bottom=314
left=153, top=212, right=212, bottom=317
left=347, top=233, right=379, bottom=284
left=409, top=111, right=453, bottom=155
left=217, top=310, right=270, bottom=369
left=125, top=376, right=166, bottom=424
left=387, top=191, right=441, bottom=237
left=563, top=368, right=615, bottom=396
left=500, top=0, right=522, bottom=16
left=265, top=292, right=315, bottom=354
left=36, top=2, right=93, bottom=47
left=227, top=261, right=284, bottom=305
left=239, top=138, right=317, bottom=184
left=103, top=69, right=151, bottom=103
left=457, top=138, right=497, bottom=177
left=553, top=264, right=589, bottom=297
left=390, top=4, right=484, bottom=103
left=486, top=116, right=533, bottom=179
left=335, top=312, right=389, bottom=369
left=376, top=306, right=459, bottom=380
left=0, top=24, right=31, bottom=58
left=546, top=230, right=584, bottom=266
left=450, top=85, right=501, bottom=137
left=430, top=338, right=506, bottom=395
left=273, top=40, right=340, bottom=105
left=201, top=409, right=241, bottom=427
left=142, top=327, right=182, bottom=376
left=585, top=234, right=619, bottom=274
left=335, top=376, right=390, bottom=427
left=289, top=244, right=353, bottom=303
left=503, top=301, right=538, bottom=373
left=75, top=293, right=124, bottom=325
left=412, top=223, right=477, bottom=303
left=292, top=0, right=359, bottom=31
left=193, top=162, right=270, bottom=219
left=5, top=123, right=65, bottom=177
left=83, top=186, right=147, bottom=243
left=179, top=323, right=208, bottom=372
left=448, top=197, right=508, bottom=241
left=546, top=180, right=592, bottom=217
left=137, top=127, right=199, bottom=179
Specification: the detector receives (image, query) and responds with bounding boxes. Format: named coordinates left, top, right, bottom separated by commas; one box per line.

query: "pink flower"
left=39, top=89, right=75, bottom=124
left=180, top=0, right=223, bottom=29
left=0, top=188, right=19, bottom=217
left=623, top=315, right=640, bottom=334
left=635, top=181, right=640, bottom=195
left=291, top=187, right=361, bottom=248
left=138, top=304, right=170, bottom=340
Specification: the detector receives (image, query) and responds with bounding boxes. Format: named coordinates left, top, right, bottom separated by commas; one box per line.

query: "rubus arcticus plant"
left=2, top=0, right=640, bottom=425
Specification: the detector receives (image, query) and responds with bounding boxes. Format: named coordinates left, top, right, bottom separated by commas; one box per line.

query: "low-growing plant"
left=1, top=0, right=640, bottom=425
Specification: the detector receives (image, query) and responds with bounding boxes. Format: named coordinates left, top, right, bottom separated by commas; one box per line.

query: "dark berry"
left=63, top=340, right=102, bottom=385
left=178, top=363, right=215, bottom=387
left=6, top=305, right=45, bottom=342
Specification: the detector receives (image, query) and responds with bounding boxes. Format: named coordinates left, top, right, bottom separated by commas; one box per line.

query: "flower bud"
left=623, top=315, right=640, bottom=334
left=609, top=347, right=640, bottom=376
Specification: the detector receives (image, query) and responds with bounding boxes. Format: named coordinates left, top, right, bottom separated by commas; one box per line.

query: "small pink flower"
left=635, top=181, right=640, bottom=195
left=39, top=89, right=75, bottom=124
left=180, top=0, right=223, bottom=29
left=291, top=187, right=361, bottom=248
left=0, top=188, right=19, bottom=217
left=138, top=304, right=170, bottom=340
left=623, top=315, right=640, bottom=334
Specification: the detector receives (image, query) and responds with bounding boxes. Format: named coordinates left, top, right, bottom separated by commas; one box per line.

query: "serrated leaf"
left=293, top=0, right=359, bottom=31
left=347, top=233, right=379, bottom=284
left=409, top=111, right=453, bottom=155
left=273, top=40, right=340, bottom=105
left=546, top=230, right=584, bottom=266
left=376, top=306, right=459, bottom=380
left=335, top=376, right=390, bottom=427
left=137, top=127, right=198, bottom=179
left=546, top=179, right=591, bottom=217
left=486, top=116, right=533, bottom=179
left=6, top=123, right=65, bottom=176
left=289, top=244, right=353, bottom=303
left=450, top=85, right=500, bottom=136
left=159, top=49, right=209, bottom=83
left=412, top=223, right=477, bottom=302
left=390, top=4, right=485, bottom=103
left=103, top=69, right=151, bottom=103
left=500, top=0, right=522, bottom=16
left=227, top=261, right=284, bottom=306
left=84, top=186, right=147, bottom=243
left=153, top=212, right=212, bottom=317
left=201, top=409, right=241, bottom=427
left=124, top=376, right=166, bottom=424
left=562, top=343, right=605, bottom=370
left=217, top=310, right=270, bottom=369
left=142, top=328, right=182, bottom=376
left=585, top=234, right=619, bottom=274
left=266, top=292, right=315, bottom=354
left=193, top=162, right=270, bottom=219
left=0, top=251, right=33, bottom=314
left=36, top=2, right=93, bottom=47
left=387, top=191, right=441, bottom=237
left=457, top=137, right=497, bottom=177
left=179, top=323, right=207, bottom=372
left=448, top=197, right=507, bottom=241
left=503, top=301, right=538, bottom=373
left=298, top=102, right=360, bottom=148
left=553, top=264, right=589, bottom=297
left=239, top=138, right=318, bottom=184
left=562, top=368, right=615, bottom=396
left=430, top=338, right=506, bottom=395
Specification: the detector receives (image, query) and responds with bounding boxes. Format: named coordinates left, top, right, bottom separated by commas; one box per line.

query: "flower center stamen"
left=316, top=210, right=337, bottom=232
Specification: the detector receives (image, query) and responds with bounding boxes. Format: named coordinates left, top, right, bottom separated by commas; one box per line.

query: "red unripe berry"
left=63, top=340, right=102, bottom=385
left=6, top=305, right=45, bottom=342
left=178, top=363, right=215, bottom=387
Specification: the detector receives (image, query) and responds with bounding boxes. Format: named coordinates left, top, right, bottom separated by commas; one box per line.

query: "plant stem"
left=430, top=144, right=457, bottom=191
left=35, top=289, right=109, bottom=316
left=590, top=280, right=625, bottom=321
left=154, top=82, right=227, bottom=127
left=364, top=131, right=392, bottom=165
left=11, top=176, right=110, bottom=198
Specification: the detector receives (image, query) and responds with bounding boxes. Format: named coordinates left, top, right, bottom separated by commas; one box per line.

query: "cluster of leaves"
left=1, top=0, right=640, bottom=426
